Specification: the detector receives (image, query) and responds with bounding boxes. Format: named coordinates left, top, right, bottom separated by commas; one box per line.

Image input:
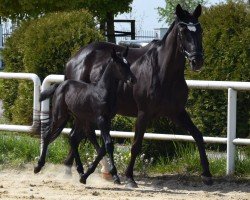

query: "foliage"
left=157, top=0, right=206, bottom=25
left=0, top=10, right=103, bottom=124
left=0, top=0, right=132, bottom=21
left=186, top=2, right=250, bottom=138
left=111, top=115, right=135, bottom=132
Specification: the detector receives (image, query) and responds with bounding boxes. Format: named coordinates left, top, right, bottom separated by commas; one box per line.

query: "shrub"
left=186, top=2, right=250, bottom=138
left=0, top=10, right=104, bottom=124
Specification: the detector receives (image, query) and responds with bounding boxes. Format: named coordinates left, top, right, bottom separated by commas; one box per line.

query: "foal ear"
left=123, top=46, right=129, bottom=58
left=111, top=47, right=117, bottom=59
left=193, top=4, right=202, bottom=18
left=175, top=4, right=185, bottom=20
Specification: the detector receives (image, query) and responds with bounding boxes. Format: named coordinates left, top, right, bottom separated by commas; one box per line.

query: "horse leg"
left=97, top=116, right=120, bottom=184
left=64, top=125, right=85, bottom=176
left=34, top=116, right=68, bottom=173
left=125, top=111, right=148, bottom=188
left=173, top=110, right=213, bottom=185
left=68, top=132, right=85, bottom=177
left=79, top=143, right=106, bottom=184
left=34, top=130, right=49, bottom=174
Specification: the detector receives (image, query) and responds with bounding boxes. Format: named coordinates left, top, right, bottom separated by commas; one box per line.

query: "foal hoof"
left=125, top=179, right=138, bottom=188
left=34, top=165, right=42, bottom=174
left=113, top=176, right=121, bottom=185
left=79, top=174, right=87, bottom=184
left=201, top=175, right=213, bottom=186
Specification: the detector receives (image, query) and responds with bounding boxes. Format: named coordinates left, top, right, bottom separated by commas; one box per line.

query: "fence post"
left=227, top=88, right=237, bottom=175
left=0, top=17, right=3, bottom=70
left=131, top=20, right=135, bottom=40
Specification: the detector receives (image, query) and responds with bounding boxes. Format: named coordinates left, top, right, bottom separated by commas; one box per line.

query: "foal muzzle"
left=126, top=75, right=137, bottom=86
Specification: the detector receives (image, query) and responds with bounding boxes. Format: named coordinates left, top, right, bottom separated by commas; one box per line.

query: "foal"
left=34, top=48, right=136, bottom=184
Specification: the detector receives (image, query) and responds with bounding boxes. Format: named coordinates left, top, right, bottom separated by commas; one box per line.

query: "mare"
left=40, top=4, right=213, bottom=188
left=34, top=48, right=137, bottom=184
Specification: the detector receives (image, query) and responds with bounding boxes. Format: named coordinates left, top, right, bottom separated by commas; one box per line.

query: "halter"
left=177, top=21, right=203, bottom=60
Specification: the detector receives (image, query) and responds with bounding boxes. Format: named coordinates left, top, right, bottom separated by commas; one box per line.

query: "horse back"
left=65, top=41, right=152, bottom=83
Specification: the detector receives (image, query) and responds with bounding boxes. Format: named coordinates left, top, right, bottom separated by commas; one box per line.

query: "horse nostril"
left=192, top=59, right=197, bottom=66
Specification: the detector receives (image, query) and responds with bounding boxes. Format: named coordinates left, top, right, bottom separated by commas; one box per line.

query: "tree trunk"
left=106, top=12, right=116, bottom=43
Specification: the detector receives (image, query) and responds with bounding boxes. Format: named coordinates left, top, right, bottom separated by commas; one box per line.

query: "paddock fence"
left=0, top=72, right=250, bottom=175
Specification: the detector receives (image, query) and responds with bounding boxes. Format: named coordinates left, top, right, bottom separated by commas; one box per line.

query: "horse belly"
left=116, top=84, right=138, bottom=117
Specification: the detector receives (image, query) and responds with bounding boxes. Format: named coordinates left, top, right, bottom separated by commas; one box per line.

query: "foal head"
left=110, top=47, right=137, bottom=86
left=175, top=4, right=204, bottom=71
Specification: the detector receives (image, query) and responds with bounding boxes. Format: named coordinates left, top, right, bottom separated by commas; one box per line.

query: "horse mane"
left=160, top=20, right=176, bottom=44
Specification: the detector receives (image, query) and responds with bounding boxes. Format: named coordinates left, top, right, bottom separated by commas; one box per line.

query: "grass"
left=0, top=131, right=249, bottom=178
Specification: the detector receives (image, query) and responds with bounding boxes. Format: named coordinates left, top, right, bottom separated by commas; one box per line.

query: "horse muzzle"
left=185, top=51, right=204, bottom=71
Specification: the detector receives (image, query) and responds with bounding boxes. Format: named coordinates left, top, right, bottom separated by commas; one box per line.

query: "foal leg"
left=69, top=132, right=85, bottom=177
left=125, top=110, right=148, bottom=188
left=97, top=116, right=120, bottom=184
left=34, top=117, right=68, bottom=173
left=79, top=143, right=106, bottom=184
left=64, top=125, right=85, bottom=176
left=173, top=110, right=213, bottom=185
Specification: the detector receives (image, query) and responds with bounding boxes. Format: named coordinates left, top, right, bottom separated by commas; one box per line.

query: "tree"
left=0, top=0, right=133, bottom=43
left=157, top=0, right=206, bottom=25
left=186, top=1, right=249, bottom=138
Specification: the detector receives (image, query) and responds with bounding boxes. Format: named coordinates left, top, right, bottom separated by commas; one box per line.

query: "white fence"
left=0, top=72, right=250, bottom=175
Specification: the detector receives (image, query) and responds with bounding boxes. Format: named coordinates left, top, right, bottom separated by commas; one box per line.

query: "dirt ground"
left=0, top=164, right=249, bottom=200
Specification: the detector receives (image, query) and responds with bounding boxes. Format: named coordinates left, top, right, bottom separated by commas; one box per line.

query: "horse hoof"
left=102, top=172, right=113, bottom=180
left=201, top=175, right=213, bottom=186
left=80, top=175, right=87, bottom=184
left=113, top=176, right=121, bottom=185
left=125, top=180, right=138, bottom=188
left=34, top=166, right=42, bottom=174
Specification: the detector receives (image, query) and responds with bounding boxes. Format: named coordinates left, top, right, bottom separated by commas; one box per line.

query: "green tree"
left=0, top=10, right=103, bottom=124
left=157, top=0, right=206, bottom=24
left=186, top=1, right=250, bottom=138
left=0, top=0, right=133, bottom=43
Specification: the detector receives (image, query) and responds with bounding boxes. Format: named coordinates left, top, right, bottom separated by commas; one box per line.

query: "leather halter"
left=177, top=21, right=203, bottom=60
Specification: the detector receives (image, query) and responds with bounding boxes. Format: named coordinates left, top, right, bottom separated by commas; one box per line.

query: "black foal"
left=34, top=48, right=136, bottom=184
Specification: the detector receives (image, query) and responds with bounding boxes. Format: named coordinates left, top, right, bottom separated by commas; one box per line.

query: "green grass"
left=0, top=132, right=249, bottom=178
left=0, top=131, right=101, bottom=169
left=148, top=143, right=250, bottom=178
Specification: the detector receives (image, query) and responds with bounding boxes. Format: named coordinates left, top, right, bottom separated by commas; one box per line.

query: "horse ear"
left=111, top=47, right=117, bottom=59
left=123, top=46, right=129, bottom=58
left=175, top=4, right=185, bottom=20
left=193, top=4, right=202, bottom=18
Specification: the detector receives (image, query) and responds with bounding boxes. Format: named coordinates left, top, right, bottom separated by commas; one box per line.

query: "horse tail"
left=40, top=84, right=59, bottom=102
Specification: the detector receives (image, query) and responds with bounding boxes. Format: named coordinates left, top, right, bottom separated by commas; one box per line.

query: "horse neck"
left=158, top=24, right=186, bottom=83
left=97, top=61, right=119, bottom=94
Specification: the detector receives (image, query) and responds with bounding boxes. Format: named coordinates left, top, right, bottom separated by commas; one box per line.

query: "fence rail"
left=0, top=72, right=250, bottom=175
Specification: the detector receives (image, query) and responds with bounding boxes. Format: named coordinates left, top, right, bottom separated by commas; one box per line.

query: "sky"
left=115, top=0, right=226, bottom=31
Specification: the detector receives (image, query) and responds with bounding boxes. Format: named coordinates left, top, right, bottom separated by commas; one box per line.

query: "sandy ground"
left=0, top=164, right=249, bottom=200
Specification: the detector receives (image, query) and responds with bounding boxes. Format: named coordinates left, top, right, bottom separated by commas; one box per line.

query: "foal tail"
left=40, top=84, right=59, bottom=101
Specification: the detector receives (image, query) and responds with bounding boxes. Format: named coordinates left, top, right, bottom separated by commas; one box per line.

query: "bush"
left=0, top=10, right=104, bottom=124
left=186, top=2, right=250, bottom=138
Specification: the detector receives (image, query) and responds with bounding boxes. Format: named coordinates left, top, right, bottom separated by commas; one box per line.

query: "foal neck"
left=97, top=60, right=119, bottom=91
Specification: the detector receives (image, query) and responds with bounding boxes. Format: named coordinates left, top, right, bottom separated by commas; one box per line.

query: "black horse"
left=40, top=4, right=213, bottom=188
left=34, top=48, right=136, bottom=184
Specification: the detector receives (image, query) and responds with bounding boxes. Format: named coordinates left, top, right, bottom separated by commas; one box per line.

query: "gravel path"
left=0, top=164, right=249, bottom=200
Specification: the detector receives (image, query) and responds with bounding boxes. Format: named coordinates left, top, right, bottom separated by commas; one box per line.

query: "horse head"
left=111, top=47, right=137, bottom=86
left=175, top=4, right=204, bottom=71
